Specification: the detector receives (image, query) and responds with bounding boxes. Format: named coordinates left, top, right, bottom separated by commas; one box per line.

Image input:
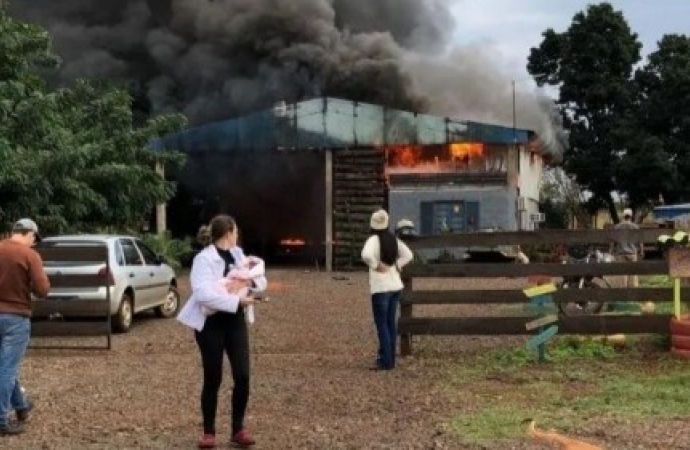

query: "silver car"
left=35, top=235, right=181, bottom=333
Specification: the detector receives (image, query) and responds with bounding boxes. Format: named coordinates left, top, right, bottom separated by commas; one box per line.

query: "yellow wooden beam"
left=523, top=283, right=558, bottom=298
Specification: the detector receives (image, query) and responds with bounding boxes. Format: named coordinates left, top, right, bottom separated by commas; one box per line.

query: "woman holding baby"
left=177, top=215, right=267, bottom=449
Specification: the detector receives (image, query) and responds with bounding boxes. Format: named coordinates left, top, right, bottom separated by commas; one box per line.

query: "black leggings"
left=195, top=311, right=250, bottom=435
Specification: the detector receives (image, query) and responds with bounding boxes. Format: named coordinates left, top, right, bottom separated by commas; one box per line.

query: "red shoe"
left=231, top=429, right=256, bottom=448
left=198, top=433, right=216, bottom=449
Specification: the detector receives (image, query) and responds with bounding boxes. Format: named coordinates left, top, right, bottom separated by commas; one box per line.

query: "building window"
left=420, top=201, right=480, bottom=235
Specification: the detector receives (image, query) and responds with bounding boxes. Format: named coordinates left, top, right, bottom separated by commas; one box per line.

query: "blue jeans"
left=0, top=314, right=30, bottom=426
left=371, top=291, right=401, bottom=369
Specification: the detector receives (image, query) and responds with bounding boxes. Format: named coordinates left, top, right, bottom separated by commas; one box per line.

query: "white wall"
left=517, top=147, right=543, bottom=201
left=517, top=147, right=544, bottom=230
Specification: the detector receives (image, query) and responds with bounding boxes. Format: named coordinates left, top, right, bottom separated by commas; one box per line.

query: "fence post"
left=400, top=277, right=413, bottom=356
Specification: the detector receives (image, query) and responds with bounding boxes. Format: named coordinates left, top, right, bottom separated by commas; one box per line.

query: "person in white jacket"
left=361, top=209, right=414, bottom=370
left=177, top=215, right=266, bottom=449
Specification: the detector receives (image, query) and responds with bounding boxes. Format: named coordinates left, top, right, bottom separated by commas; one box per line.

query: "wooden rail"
left=400, top=315, right=672, bottom=336
left=404, top=228, right=668, bottom=248
left=403, top=288, right=690, bottom=305
left=405, top=261, right=665, bottom=278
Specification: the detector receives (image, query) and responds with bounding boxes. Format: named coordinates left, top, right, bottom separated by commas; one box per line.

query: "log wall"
left=332, top=148, right=387, bottom=270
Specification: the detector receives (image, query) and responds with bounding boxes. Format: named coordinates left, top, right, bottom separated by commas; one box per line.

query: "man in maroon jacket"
left=0, top=219, right=50, bottom=435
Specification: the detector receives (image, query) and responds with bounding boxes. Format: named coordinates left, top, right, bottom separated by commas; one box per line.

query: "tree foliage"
left=624, top=34, right=690, bottom=206
left=0, top=7, right=186, bottom=233
left=527, top=2, right=642, bottom=223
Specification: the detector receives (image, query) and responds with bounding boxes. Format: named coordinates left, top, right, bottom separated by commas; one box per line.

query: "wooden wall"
left=332, top=148, right=387, bottom=270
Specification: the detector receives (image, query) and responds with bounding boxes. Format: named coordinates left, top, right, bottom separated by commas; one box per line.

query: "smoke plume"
left=9, top=0, right=565, bottom=158
left=403, top=46, right=567, bottom=159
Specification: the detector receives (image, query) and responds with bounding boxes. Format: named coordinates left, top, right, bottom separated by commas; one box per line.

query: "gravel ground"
left=4, top=270, right=687, bottom=449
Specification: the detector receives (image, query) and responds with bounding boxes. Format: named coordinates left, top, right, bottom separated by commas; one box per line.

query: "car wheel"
left=155, top=286, right=180, bottom=318
left=113, top=292, right=134, bottom=333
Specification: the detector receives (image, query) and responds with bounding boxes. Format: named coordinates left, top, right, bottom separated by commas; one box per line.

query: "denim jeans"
left=371, top=291, right=401, bottom=369
left=0, top=314, right=31, bottom=426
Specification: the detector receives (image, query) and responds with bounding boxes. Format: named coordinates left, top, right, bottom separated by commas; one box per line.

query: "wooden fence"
left=398, top=228, right=683, bottom=356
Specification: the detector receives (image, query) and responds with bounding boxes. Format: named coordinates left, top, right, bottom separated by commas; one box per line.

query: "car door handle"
left=149, top=272, right=154, bottom=277
left=129, top=273, right=135, bottom=278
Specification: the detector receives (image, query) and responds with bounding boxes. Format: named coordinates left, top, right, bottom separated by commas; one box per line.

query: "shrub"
left=142, top=232, right=193, bottom=271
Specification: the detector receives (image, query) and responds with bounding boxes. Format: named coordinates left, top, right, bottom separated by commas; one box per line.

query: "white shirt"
left=361, top=235, right=414, bottom=294
left=177, top=245, right=268, bottom=331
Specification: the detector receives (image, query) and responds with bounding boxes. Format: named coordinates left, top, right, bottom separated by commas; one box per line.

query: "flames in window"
left=279, top=238, right=306, bottom=247
left=385, top=142, right=488, bottom=174
left=449, top=143, right=484, bottom=160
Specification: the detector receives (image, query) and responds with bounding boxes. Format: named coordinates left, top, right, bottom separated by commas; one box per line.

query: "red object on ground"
left=670, top=315, right=690, bottom=358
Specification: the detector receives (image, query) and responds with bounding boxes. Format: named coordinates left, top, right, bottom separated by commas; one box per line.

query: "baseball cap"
left=12, top=218, right=41, bottom=241
left=623, top=208, right=633, bottom=218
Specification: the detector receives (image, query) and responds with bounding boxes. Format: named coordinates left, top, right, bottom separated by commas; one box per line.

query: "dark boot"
left=16, top=400, right=34, bottom=423
left=0, top=422, right=25, bottom=436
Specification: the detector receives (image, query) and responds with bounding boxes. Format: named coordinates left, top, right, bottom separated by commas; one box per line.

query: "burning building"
left=153, top=97, right=545, bottom=270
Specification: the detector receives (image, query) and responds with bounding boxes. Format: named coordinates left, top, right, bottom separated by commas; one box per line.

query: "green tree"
left=527, top=3, right=642, bottom=223
left=0, top=7, right=185, bottom=233
left=621, top=34, right=690, bottom=207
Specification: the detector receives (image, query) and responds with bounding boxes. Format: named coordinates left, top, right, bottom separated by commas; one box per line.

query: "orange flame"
left=449, top=142, right=484, bottom=159
left=388, top=145, right=423, bottom=167
left=280, top=238, right=306, bottom=246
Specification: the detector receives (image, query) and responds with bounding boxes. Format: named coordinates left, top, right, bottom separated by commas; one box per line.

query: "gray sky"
left=450, top=0, right=689, bottom=80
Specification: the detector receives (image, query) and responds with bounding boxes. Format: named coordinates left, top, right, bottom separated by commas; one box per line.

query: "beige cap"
left=370, top=209, right=389, bottom=230
left=623, top=208, right=633, bottom=218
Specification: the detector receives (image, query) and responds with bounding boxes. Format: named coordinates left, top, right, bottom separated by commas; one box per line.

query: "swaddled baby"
left=202, top=255, right=265, bottom=323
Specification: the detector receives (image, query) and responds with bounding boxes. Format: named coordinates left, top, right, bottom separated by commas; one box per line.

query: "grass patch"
left=567, top=372, right=690, bottom=417
left=640, top=275, right=673, bottom=287
left=451, top=408, right=527, bottom=443
left=447, top=338, right=690, bottom=445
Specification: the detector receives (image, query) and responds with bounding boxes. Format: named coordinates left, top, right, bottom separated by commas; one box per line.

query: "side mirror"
left=156, top=254, right=167, bottom=265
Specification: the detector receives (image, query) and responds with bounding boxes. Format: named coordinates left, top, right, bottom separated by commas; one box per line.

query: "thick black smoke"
left=11, top=0, right=453, bottom=124
left=10, top=0, right=565, bottom=158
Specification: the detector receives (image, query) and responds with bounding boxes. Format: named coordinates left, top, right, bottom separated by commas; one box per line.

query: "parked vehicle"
left=35, top=235, right=180, bottom=333
left=557, top=244, right=613, bottom=315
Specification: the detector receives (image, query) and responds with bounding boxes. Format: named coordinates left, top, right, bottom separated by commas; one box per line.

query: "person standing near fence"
left=361, top=209, right=414, bottom=371
left=0, top=219, right=50, bottom=435
left=609, top=208, right=642, bottom=288
left=177, top=215, right=266, bottom=449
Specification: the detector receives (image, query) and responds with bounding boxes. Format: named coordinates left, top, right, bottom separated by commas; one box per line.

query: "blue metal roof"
left=654, top=203, right=690, bottom=221
left=151, top=97, right=533, bottom=153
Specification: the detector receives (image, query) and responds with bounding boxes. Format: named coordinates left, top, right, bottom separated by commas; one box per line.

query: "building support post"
left=325, top=149, right=333, bottom=272
left=155, top=161, right=167, bottom=234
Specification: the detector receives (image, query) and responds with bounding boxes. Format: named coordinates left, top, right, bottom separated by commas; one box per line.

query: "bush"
left=142, top=232, right=193, bottom=271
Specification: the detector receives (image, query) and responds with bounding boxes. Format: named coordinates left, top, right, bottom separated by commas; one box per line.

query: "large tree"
left=527, top=3, right=641, bottom=222
left=621, top=34, right=690, bottom=206
left=0, top=7, right=185, bottom=232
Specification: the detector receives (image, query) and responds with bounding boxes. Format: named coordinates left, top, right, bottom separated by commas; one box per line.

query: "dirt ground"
left=4, top=270, right=687, bottom=449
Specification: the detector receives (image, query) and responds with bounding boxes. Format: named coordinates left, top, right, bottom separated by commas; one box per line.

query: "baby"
left=202, top=255, right=266, bottom=323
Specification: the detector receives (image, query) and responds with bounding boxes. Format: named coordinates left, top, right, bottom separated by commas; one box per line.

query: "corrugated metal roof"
left=151, top=97, right=533, bottom=153
left=654, top=203, right=690, bottom=221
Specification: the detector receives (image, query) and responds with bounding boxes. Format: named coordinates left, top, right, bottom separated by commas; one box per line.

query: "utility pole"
left=512, top=79, right=522, bottom=230
left=513, top=80, right=517, bottom=145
